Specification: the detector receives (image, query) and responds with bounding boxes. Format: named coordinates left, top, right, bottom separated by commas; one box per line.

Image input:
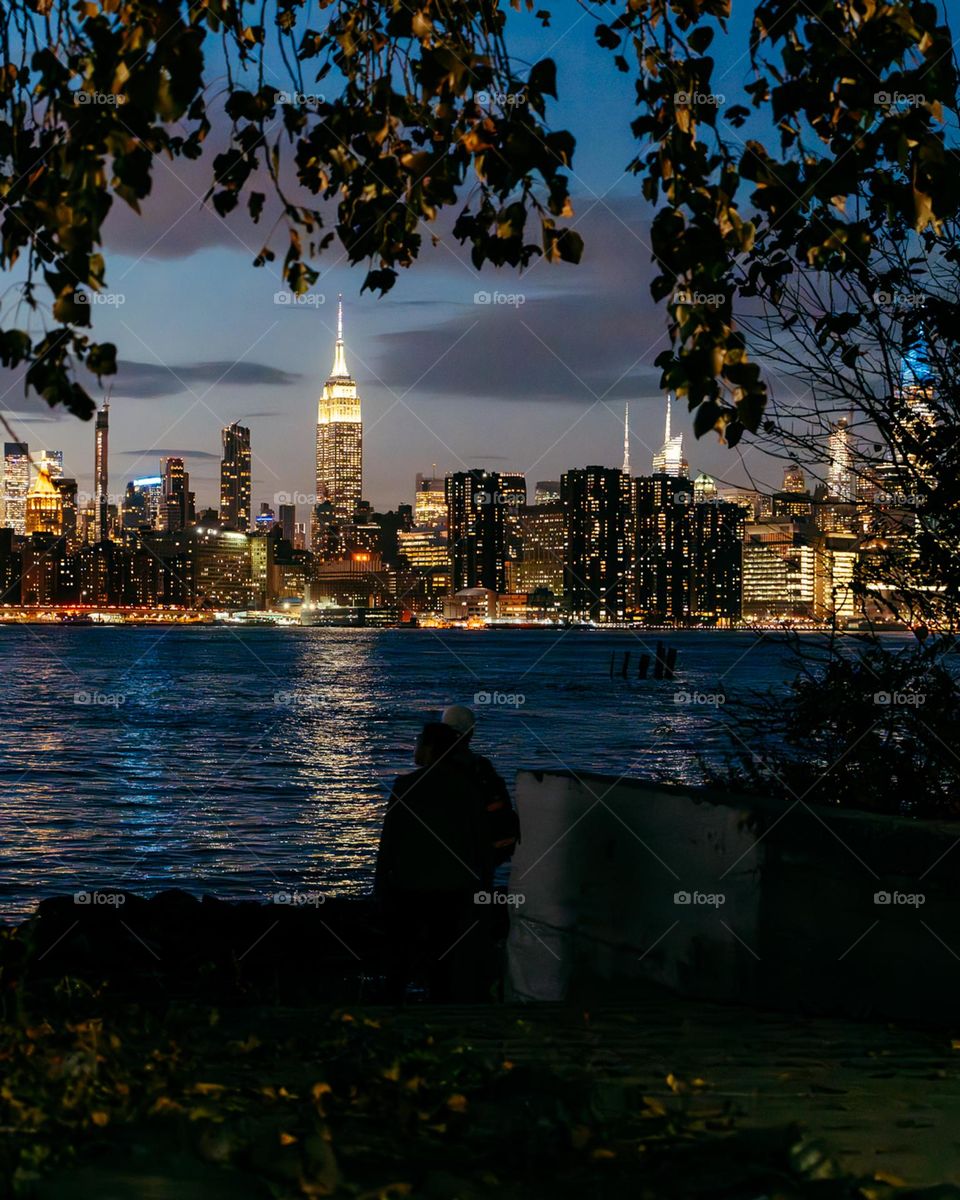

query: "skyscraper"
left=2, top=443, right=29, bottom=534
left=315, top=295, right=362, bottom=530
left=414, top=472, right=447, bottom=529
left=25, top=466, right=63, bottom=536
left=826, top=417, right=855, bottom=501
left=446, top=470, right=512, bottom=593
left=162, top=456, right=193, bottom=531
left=651, top=395, right=689, bottom=477
left=94, top=400, right=109, bottom=542
left=622, top=404, right=631, bottom=476
left=561, top=467, right=632, bottom=622
left=220, top=423, right=251, bottom=531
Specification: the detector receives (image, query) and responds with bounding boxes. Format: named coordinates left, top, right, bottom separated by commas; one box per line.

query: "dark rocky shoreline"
left=7, top=890, right=389, bottom=1005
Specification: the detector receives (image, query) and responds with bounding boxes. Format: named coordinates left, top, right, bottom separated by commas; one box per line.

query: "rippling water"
left=0, top=625, right=869, bottom=919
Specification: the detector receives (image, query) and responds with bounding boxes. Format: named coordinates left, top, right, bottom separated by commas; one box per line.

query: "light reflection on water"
left=0, top=626, right=881, bottom=919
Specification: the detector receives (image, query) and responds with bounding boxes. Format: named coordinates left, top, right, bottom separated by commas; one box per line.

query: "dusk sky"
left=1, top=2, right=799, bottom=513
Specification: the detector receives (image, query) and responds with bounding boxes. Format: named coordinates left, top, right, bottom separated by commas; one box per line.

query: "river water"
left=0, top=625, right=881, bottom=919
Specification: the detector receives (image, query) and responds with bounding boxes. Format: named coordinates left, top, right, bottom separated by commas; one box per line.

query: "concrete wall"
left=507, top=770, right=960, bottom=1021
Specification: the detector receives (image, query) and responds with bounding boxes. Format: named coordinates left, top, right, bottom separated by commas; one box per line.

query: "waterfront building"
left=94, top=401, right=110, bottom=542
left=445, top=470, right=513, bottom=593
left=633, top=474, right=693, bottom=620
left=516, top=501, right=564, bottom=597
left=397, top=526, right=449, bottom=571
left=561, top=467, right=632, bottom=622
left=148, top=524, right=253, bottom=609
left=315, top=296, right=362, bottom=531
left=690, top=499, right=745, bottom=621
left=220, top=423, right=251, bottom=531
left=308, top=550, right=390, bottom=609
left=2, top=442, right=29, bottom=534
left=651, top=395, right=689, bottom=477
left=25, top=466, right=64, bottom=536
left=741, top=520, right=816, bottom=620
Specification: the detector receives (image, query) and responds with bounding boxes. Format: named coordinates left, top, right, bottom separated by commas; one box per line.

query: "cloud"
left=103, top=358, right=303, bottom=399
left=119, top=447, right=221, bottom=460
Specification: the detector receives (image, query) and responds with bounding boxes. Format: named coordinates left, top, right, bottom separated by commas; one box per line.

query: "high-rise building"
left=826, top=417, right=855, bottom=502
left=162, top=456, right=192, bottom=531
left=414, top=472, right=447, bottom=529
left=446, top=470, right=513, bottom=593
left=634, top=474, right=693, bottom=620
left=2, top=443, right=29, bottom=534
left=94, top=400, right=109, bottom=542
left=622, top=404, right=631, bottom=475
left=651, top=395, right=689, bottom=477
left=220, top=422, right=251, bottom=531
left=55, top=478, right=79, bottom=549
left=782, top=463, right=806, bottom=493
left=315, top=295, right=362, bottom=532
left=25, top=466, right=64, bottom=535
left=742, top=520, right=816, bottom=620
left=690, top=499, right=744, bottom=620
left=278, top=503, right=296, bottom=544
left=516, top=501, right=564, bottom=597
left=561, top=467, right=632, bottom=622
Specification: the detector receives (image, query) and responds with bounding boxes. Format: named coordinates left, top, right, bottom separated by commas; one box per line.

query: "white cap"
left=441, top=704, right=476, bottom=736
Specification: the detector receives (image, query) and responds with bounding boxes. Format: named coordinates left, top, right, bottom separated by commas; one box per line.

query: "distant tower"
left=826, top=417, right=855, bottom=502
left=782, top=462, right=806, bottom=493
left=220, top=423, right=252, bottom=531
left=651, top=394, right=689, bottom=477
left=94, top=399, right=109, bottom=542
left=622, top=404, right=631, bottom=476
left=315, top=294, right=362, bottom=534
left=25, top=465, right=63, bottom=535
left=2, top=442, right=30, bottom=534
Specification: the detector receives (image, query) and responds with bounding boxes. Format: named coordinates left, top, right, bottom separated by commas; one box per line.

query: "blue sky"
left=3, top=1, right=794, bottom=513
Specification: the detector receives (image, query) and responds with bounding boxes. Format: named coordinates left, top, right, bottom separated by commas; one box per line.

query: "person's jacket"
left=451, top=747, right=521, bottom=866
left=375, top=760, right=491, bottom=895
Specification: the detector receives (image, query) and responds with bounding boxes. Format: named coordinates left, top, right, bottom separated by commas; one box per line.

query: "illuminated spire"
left=664, top=393, right=671, bottom=443
left=622, top=404, right=631, bottom=475
left=330, top=293, right=349, bottom=378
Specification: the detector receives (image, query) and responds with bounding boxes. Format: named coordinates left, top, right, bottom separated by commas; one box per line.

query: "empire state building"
left=316, top=295, right=362, bottom=524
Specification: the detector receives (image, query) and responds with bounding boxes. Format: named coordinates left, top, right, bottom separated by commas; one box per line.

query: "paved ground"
left=389, top=993, right=960, bottom=1188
